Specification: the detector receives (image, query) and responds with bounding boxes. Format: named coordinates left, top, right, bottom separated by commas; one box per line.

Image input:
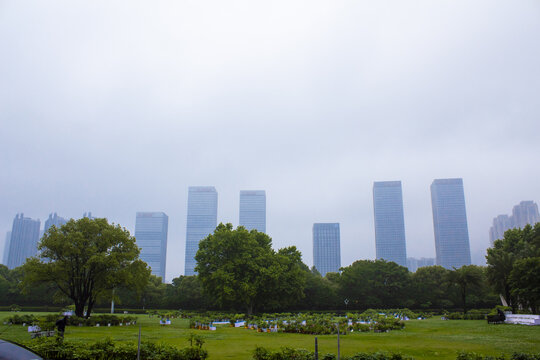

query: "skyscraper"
left=135, top=212, right=169, bottom=281
left=7, top=214, right=41, bottom=269
left=489, top=215, right=512, bottom=245
left=185, top=186, right=218, bottom=275
left=313, top=223, right=341, bottom=276
left=373, top=181, right=407, bottom=267
left=489, top=201, right=540, bottom=244
left=239, top=190, right=266, bottom=232
left=430, top=178, right=471, bottom=269
left=511, top=201, right=540, bottom=229
left=44, top=213, right=67, bottom=233
left=2, top=232, right=11, bottom=266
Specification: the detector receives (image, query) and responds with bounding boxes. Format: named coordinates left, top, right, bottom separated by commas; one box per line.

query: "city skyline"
left=431, top=178, right=472, bottom=269
left=373, top=181, right=408, bottom=267
left=1, top=2, right=540, bottom=282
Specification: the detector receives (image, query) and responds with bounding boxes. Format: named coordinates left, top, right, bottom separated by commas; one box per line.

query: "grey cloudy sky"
left=1, top=1, right=539, bottom=282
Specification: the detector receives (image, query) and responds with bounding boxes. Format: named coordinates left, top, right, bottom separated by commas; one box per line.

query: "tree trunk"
left=75, top=301, right=85, bottom=318
left=86, top=299, right=95, bottom=319
left=462, top=287, right=467, bottom=314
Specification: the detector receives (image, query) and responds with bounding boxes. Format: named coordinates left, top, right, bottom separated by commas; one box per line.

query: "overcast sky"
left=1, top=1, right=539, bottom=282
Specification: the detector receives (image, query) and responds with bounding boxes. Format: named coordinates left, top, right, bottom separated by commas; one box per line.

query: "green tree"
left=167, top=275, right=209, bottom=310
left=22, top=218, right=151, bottom=318
left=486, top=223, right=540, bottom=312
left=509, top=257, right=540, bottom=313
left=339, top=260, right=411, bottom=309
left=447, top=265, right=483, bottom=314
left=411, top=265, right=451, bottom=309
left=195, top=223, right=305, bottom=315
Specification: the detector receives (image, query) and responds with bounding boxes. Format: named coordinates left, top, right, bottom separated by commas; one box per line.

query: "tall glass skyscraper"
left=373, top=181, right=407, bottom=267
left=313, top=223, right=341, bottom=276
left=44, top=213, right=67, bottom=233
left=135, top=212, right=169, bottom=281
left=7, top=214, right=41, bottom=269
left=185, top=186, right=218, bottom=275
left=239, top=190, right=266, bottom=232
left=431, top=178, right=471, bottom=269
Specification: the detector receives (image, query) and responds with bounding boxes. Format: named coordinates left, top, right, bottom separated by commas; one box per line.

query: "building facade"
left=430, top=178, right=471, bottom=269
left=7, top=214, right=41, bottom=269
left=185, top=186, right=218, bottom=276
left=2, top=232, right=11, bottom=266
left=489, top=201, right=540, bottom=244
left=373, top=181, right=407, bottom=267
left=313, top=223, right=341, bottom=276
left=135, top=212, right=169, bottom=281
left=44, top=213, right=67, bottom=233
left=239, top=190, right=266, bottom=232
left=406, top=257, right=435, bottom=272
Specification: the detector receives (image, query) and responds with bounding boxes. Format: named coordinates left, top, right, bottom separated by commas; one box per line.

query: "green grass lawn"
left=1, top=312, right=539, bottom=359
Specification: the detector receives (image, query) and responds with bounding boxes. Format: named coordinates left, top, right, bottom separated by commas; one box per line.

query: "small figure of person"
left=56, top=316, right=68, bottom=339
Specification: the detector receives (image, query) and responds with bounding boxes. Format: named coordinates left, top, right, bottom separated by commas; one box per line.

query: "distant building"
left=489, top=201, right=540, bottom=245
left=185, top=186, right=218, bottom=276
left=2, top=232, right=11, bottom=266
left=373, top=181, right=407, bottom=267
left=44, top=213, right=67, bottom=233
left=239, top=190, right=266, bottom=233
left=430, top=178, right=471, bottom=269
left=407, top=257, right=435, bottom=272
left=135, top=212, right=169, bottom=281
left=313, top=223, right=341, bottom=276
left=7, top=214, right=41, bottom=269
left=82, top=212, right=95, bottom=219
left=511, top=201, right=540, bottom=230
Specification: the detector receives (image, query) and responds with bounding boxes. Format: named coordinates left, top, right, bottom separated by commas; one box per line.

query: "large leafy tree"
left=195, top=223, right=305, bottom=315
left=486, top=223, right=540, bottom=312
left=411, top=265, right=451, bottom=309
left=339, top=260, right=411, bottom=309
left=447, top=265, right=484, bottom=314
left=509, top=257, right=540, bottom=313
left=22, top=217, right=151, bottom=318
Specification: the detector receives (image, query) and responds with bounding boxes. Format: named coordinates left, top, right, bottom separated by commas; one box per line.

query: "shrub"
left=26, top=337, right=208, bottom=360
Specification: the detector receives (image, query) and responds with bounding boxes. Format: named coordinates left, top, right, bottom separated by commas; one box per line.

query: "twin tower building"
left=135, top=187, right=266, bottom=280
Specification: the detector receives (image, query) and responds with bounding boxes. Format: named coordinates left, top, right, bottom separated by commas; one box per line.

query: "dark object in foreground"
left=487, top=308, right=506, bottom=324
left=0, top=339, right=43, bottom=360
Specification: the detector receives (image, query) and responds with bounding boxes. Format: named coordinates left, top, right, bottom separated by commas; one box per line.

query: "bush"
left=252, top=347, right=413, bottom=360
left=26, top=337, right=208, bottom=360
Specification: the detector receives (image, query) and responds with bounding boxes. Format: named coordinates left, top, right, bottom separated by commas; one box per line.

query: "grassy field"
left=1, top=312, right=539, bottom=359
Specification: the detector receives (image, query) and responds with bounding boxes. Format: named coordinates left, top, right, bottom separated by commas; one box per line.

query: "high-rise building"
left=313, top=223, right=341, bottom=276
left=511, top=201, right=540, bottom=229
left=44, top=213, right=67, bottom=233
left=373, top=181, right=407, bottom=267
left=406, top=257, right=435, bottom=272
left=489, top=215, right=513, bottom=245
left=82, top=212, right=95, bottom=219
left=2, top=231, right=11, bottom=265
left=185, top=186, right=218, bottom=276
left=7, top=214, right=41, bottom=269
left=430, top=178, right=471, bottom=269
left=489, top=201, right=540, bottom=244
left=135, top=212, right=169, bottom=281
left=239, top=190, right=266, bottom=232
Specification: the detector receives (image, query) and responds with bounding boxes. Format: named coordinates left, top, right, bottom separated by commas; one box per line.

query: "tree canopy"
left=194, top=223, right=305, bottom=315
left=486, top=223, right=540, bottom=312
left=22, top=217, right=151, bottom=318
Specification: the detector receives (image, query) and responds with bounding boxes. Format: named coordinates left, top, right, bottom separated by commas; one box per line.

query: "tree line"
left=2, top=219, right=538, bottom=315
